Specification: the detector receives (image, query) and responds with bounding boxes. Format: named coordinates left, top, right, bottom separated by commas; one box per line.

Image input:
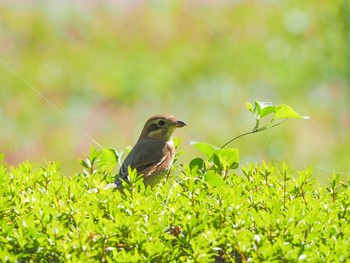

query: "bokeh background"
left=1, top=0, right=349, bottom=183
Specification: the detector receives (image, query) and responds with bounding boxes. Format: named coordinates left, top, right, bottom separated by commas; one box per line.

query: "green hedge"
left=0, top=152, right=349, bottom=262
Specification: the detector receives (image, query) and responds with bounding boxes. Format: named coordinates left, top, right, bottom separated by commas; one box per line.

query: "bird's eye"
left=157, top=120, right=165, bottom=127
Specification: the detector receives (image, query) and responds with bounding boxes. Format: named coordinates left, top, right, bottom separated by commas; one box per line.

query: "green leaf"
left=246, top=102, right=254, bottom=113
left=254, top=101, right=275, bottom=118
left=204, top=170, right=226, bottom=187
left=213, top=148, right=239, bottom=169
left=99, top=148, right=120, bottom=166
left=173, top=137, right=183, bottom=148
left=189, top=158, right=205, bottom=170
left=190, top=141, right=217, bottom=158
left=259, top=104, right=276, bottom=118
left=254, top=100, right=262, bottom=113
left=79, top=159, right=90, bottom=169
left=274, top=104, right=309, bottom=119
left=88, top=146, right=101, bottom=163
left=249, top=101, right=276, bottom=119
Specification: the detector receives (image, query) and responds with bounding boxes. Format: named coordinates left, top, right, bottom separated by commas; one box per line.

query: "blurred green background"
left=1, top=1, right=349, bottom=183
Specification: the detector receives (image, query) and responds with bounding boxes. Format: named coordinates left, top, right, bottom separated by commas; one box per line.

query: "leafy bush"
left=1, top=150, right=349, bottom=262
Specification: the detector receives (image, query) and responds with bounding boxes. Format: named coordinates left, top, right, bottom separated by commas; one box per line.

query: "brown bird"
left=114, top=114, right=186, bottom=189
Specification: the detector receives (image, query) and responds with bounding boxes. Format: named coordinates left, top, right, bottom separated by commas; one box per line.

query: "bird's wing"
left=115, top=139, right=166, bottom=187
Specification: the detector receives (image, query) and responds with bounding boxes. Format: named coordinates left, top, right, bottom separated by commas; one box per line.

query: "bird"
left=107, top=114, right=186, bottom=190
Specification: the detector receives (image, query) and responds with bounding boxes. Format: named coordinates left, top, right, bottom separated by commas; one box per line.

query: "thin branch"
left=220, top=118, right=288, bottom=149
left=220, top=130, right=257, bottom=149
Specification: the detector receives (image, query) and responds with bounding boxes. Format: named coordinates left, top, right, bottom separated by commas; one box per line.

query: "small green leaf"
left=274, top=105, right=309, bottom=119
left=213, top=148, right=239, bottom=169
left=79, top=159, right=90, bottom=169
left=190, top=141, right=217, bottom=158
left=173, top=137, right=183, bottom=148
left=254, top=100, right=262, bottom=113
left=246, top=102, right=254, bottom=113
left=259, top=105, right=276, bottom=118
left=189, top=158, right=205, bottom=170
left=99, top=148, right=120, bottom=166
left=253, top=101, right=275, bottom=118
left=88, top=146, right=101, bottom=163
left=205, top=170, right=226, bottom=187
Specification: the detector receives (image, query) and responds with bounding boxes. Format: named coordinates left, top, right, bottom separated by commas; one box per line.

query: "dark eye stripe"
left=147, top=123, right=161, bottom=133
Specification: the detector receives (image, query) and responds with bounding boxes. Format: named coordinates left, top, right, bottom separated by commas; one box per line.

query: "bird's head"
left=139, top=114, right=186, bottom=141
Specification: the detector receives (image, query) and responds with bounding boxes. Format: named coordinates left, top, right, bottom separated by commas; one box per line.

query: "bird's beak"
left=174, top=120, right=186, bottom=128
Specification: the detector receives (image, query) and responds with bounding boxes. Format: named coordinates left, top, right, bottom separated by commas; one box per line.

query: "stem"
left=220, top=118, right=288, bottom=149
left=220, top=130, right=257, bottom=149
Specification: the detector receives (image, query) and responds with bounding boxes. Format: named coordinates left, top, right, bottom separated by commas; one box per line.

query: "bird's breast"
left=143, top=140, right=176, bottom=186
